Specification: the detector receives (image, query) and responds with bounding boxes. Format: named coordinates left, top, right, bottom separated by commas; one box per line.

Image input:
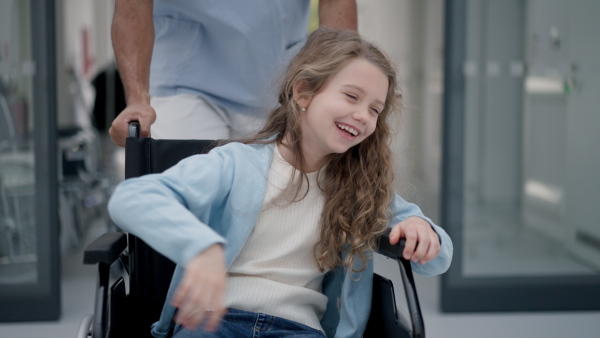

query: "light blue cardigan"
left=108, top=142, right=453, bottom=338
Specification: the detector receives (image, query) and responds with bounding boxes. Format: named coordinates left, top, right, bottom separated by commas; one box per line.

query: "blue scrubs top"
left=150, top=0, right=311, bottom=116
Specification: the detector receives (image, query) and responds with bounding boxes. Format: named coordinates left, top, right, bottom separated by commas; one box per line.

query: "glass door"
left=0, top=0, right=60, bottom=321
left=441, top=0, right=600, bottom=312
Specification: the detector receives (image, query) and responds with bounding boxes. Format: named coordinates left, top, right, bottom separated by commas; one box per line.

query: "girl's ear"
left=293, top=80, right=311, bottom=110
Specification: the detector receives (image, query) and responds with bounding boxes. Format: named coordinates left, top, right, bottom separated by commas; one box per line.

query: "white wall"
left=56, top=0, right=114, bottom=127
left=358, top=0, right=445, bottom=220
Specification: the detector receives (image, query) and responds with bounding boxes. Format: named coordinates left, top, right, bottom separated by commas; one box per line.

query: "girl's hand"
left=172, top=244, right=227, bottom=332
left=389, top=216, right=440, bottom=264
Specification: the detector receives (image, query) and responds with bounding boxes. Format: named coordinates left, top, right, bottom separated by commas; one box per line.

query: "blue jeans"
left=172, top=309, right=326, bottom=338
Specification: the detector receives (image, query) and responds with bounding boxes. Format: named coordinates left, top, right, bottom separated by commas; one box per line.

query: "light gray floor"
left=0, top=242, right=97, bottom=338
left=418, top=273, right=600, bottom=338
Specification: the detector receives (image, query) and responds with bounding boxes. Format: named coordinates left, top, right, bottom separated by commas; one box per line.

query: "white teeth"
left=336, top=123, right=358, bottom=136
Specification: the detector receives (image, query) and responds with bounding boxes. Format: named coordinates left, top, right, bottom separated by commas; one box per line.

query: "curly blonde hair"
left=237, top=28, right=402, bottom=272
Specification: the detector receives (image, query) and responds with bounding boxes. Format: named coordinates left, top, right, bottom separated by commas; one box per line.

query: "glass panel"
left=0, top=0, right=38, bottom=285
left=461, top=0, right=600, bottom=278
left=442, top=0, right=600, bottom=312
left=0, top=0, right=59, bottom=321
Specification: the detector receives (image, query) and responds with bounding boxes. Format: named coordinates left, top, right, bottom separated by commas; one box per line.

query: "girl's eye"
left=371, top=107, right=381, bottom=115
left=345, top=93, right=358, bottom=100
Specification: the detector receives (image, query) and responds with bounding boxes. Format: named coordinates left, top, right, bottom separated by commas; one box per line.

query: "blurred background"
left=1, top=0, right=599, bottom=337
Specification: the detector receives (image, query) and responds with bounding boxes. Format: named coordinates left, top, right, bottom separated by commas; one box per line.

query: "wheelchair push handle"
left=128, top=121, right=141, bottom=138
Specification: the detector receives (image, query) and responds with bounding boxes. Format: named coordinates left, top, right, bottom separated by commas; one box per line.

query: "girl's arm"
left=388, top=194, right=453, bottom=276
left=108, top=150, right=232, bottom=267
left=108, top=150, right=233, bottom=332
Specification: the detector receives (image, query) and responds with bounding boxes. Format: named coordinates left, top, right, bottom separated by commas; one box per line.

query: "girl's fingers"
left=389, top=225, right=401, bottom=245
left=393, top=217, right=442, bottom=264
left=412, top=225, right=433, bottom=262
left=180, top=296, right=211, bottom=330
left=204, top=305, right=227, bottom=332
left=179, top=300, right=226, bottom=332
left=202, top=285, right=226, bottom=332
left=174, top=277, right=205, bottom=327
left=411, top=235, right=429, bottom=263
left=171, top=245, right=227, bottom=330
left=172, top=280, right=189, bottom=308
left=402, top=228, right=418, bottom=261
left=390, top=223, right=414, bottom=260
left=417, top=232, right=440, bottom=264
left=423, top=232, right=441, bottom=263
left=173, top=277, right=226, bottom=330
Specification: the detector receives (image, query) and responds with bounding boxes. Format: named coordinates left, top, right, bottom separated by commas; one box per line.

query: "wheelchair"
left=78, top=123, right=425, bottom=338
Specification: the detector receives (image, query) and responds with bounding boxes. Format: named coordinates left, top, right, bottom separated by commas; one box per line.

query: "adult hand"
left=389, top=216, right=440, bottom=264
left=109, top=102, right=156, bottom=146
left=172, top=244, right=227, bottom=332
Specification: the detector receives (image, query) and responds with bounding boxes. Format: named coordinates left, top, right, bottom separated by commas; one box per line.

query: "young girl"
left=108, top=29, right=452, bottom=338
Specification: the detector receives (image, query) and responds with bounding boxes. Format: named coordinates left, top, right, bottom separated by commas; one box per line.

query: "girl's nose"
left=352, top=106, right=370, bottom=124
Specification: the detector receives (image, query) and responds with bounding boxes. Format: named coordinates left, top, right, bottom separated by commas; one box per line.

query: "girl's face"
left=297, top=58, right=388, bottom=165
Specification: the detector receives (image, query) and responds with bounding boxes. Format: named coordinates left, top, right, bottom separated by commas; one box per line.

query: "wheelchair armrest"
left=84, top=232, right=127, bottom=265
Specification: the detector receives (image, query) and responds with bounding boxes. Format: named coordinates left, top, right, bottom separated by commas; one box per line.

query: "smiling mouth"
left=336, top=123, right=359, bottom=136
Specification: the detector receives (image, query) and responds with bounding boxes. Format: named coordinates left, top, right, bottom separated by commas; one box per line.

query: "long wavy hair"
left=234, top=28, right=402, bottom=273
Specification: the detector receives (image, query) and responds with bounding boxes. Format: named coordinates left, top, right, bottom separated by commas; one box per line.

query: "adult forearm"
left=112, top=0, right=154, bottom=105
left=319, top=0, right=357, bottom=31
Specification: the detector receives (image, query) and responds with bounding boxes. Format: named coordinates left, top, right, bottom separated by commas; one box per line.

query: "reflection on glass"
left=461, top=0, right=600, bottom=278
left=0, top=0, right=38, bottom=285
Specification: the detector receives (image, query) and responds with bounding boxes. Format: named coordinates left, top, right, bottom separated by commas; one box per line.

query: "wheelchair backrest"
left=124, top=137, right=217, bottom=337
left=121, top=135, right=425, bottom=338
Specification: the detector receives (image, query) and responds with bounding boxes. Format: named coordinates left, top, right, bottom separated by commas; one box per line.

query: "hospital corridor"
left=1, top=1, right=600, bottom=337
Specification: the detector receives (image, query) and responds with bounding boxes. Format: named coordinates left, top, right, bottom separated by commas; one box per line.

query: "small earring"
left=301, top=107, right=306, bottom=112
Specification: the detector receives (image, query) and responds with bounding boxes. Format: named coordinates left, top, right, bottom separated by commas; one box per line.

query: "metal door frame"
left=0, top=0, right=60, bottom=321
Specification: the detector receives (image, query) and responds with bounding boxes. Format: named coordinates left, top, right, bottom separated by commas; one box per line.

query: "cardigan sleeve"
left=108, top=147, right=235, bottom=267
left=390, top=193, right=453, bottom=276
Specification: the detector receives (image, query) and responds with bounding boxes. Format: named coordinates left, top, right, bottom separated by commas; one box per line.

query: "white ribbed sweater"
left=224, top=146, right=327, bottom=332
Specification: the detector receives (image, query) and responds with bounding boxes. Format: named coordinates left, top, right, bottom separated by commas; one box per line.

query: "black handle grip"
left=378, top=228, right=406, bottom=259
left=128, top=121, right=140, bottom=138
